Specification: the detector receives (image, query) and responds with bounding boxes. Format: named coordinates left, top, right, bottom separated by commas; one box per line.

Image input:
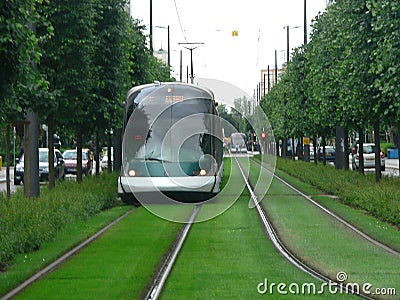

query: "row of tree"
left=261, top=0, right=399, bottom=181
left=1, top=0, right=171, bottom=197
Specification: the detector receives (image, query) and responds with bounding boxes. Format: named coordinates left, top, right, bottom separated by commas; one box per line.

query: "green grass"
left=0, top=205, right=132, bottom=296
left=14, top=206, right=191, bottom=300
left=312, top=195, right=400, bottom=253
left=161, top=159, right=353, bottom=299
left=246, top=158, right=400, bottom=296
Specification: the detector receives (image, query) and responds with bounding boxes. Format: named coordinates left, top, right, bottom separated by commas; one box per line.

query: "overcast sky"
left=130, top=0, right=328, bottom=96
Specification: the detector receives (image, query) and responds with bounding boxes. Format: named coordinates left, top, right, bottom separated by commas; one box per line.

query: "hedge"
left=0, top=172, right=119, bottom=270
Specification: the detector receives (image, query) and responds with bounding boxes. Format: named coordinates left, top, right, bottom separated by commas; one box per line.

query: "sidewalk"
left=386, top=158, right=399, bottom=170
left=0, top=167, right=14, bottom=183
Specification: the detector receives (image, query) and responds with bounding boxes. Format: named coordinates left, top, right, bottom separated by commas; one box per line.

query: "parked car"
left=62, top=149, right=93, bottom=175
left=101, top=147, right=113, bottom=170
left=14, top=148, right=65, bottom=185
left=351, top=142, right=385, bottom=171
left=317, top=146, right=335, bottom=163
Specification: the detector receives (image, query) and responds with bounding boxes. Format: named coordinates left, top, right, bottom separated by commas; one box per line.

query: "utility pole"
left=167, top=25, right=170, bottom=67
left=304, top=0, right=307, bottom=44
left=178, top=42, right=204, bottom=84
left=274, top=50, right=278, bottom=84
left=150, top=0, right=153, bottom=53
left=179, top=50, right=182, bottom=82
left=286, top=25, right=290, bottom=64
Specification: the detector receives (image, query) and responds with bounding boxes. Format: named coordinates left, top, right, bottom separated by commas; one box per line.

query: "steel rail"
left=252, top=158, right=400, bottom=258
left=234, top=156, right=374, bottom=300
left=144, top=205, right=200, bottom=300
left=1, top=207, right=136, bottom=300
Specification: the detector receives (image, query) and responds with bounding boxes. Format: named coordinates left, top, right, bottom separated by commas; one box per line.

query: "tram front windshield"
left=125, top=97, right=215, bottom=164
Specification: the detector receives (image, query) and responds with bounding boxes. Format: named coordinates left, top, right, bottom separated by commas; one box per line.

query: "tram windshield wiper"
left=145, top=157, right=172, bottom=163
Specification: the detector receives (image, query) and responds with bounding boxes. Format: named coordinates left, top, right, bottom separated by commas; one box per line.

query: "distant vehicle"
left=14, top=148, right=65, bottom=185
left=101, top=147, right=113, bottom=170
left=310, top=144, right=315, bottom=160
left=62, top=149, right=93, bottom=176
left=317, top=146, right=335, bottom=163
left=230, top=133, right=247, bottom=153
left=351, top=142, right=385, bottom=171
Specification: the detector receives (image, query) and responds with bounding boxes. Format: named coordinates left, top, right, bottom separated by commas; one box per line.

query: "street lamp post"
left=284, top=25, right=301, bottom=64
left=155, top=25, right=170, bottom=67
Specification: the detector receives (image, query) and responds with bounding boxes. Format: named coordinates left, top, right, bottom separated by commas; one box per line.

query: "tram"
left=118, top=82, right=224, bottom=205
left=230, top=132, right=247, bottom=153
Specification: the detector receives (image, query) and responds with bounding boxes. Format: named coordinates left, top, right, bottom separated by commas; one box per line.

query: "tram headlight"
left=199, top=169, right=207, bottom=176
left=128, top=169, right=136, bottom=177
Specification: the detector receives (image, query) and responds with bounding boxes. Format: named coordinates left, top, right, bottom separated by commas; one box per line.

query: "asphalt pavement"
left=0, top=167, right=14, bottom=184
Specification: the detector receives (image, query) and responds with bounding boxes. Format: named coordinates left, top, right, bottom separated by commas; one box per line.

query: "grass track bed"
left=14, top=206, right=192, bottom=299
left=0, top=205, right=132, bottom=296
left=161, top=160, right=345, bottom=299
left=248, top=158, right=400, bottom=297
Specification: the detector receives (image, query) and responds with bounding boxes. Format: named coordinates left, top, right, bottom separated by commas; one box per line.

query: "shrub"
left=0, top=172, right=119, bottom=270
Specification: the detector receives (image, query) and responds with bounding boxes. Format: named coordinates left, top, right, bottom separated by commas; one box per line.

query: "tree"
left=0, top=0, right=49, bottom=197
left=368, top=0, right=400, bottom=175
left=37, top=0, right=97, bottom=184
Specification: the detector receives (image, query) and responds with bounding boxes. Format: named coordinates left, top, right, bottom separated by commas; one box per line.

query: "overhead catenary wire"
left=173, top=0, right=188, bottom=42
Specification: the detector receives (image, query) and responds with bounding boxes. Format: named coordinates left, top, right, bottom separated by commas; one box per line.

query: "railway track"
left=144, top=205, right=200, bottom=300
left=250, top=157, right=400, bottom=259
left=234, top=156, right=376, bottom=299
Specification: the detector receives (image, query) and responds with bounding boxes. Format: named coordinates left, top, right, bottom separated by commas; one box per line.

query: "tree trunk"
left=26, top=111, right=40, bottom=197
left=344, top=127, right=349, bottom=170
left=95, top=131, right=100, bottom=176
left=358, top=129, right=364, bottom=175
left=107, top=131, right=112, bottom=172
left=322, top=133, right=326, bottom=165
left=282, top=138, right=287, bottom=159
left=313, top=134, right=318, bottom=165
left=113, top=128, right=122, bottom=172
left=77, top=130, right=83, bottom=183
left=374, top=120, right=381, bottom=182
left=48, top=116, right=55, bottom=189
left=398, top=121, right=400, bottom=175
left=6, top=124, right=11, bottom=198
left=275, top=138, right=280, bottom=158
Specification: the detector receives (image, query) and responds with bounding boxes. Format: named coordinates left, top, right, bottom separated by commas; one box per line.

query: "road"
left=0, top=158, right=398, bottom=194
left=0, top=160, right=102, bottom=194
left=0, top=168, right=21, bottom=194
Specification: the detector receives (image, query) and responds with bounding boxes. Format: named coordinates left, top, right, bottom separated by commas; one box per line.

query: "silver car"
left=14, top=148, right=65, bottom=185
left=351, top=142, right=385, bottom=171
